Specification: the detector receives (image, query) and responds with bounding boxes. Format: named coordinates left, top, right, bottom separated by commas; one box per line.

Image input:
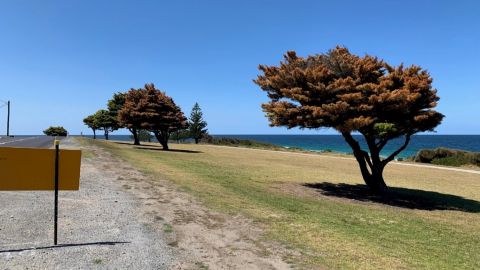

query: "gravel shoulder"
left=0, top=138, right=175, bottom=269
left=1, top=138, right=291, bottom=269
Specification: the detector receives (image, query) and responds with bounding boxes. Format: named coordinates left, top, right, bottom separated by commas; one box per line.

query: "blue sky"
left=0, top=0, right=479, bottom=135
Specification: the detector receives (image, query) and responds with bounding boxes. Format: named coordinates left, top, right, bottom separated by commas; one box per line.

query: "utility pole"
left=7, top=100, right=10, bottom=136
left=1, top=100, right=10, bottom=136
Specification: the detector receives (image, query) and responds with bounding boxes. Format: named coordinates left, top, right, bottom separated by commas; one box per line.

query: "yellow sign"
left=0, top=147, right=81, bottom=190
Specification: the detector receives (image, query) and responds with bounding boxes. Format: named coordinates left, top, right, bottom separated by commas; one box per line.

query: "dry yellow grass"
left=84, top=139, right=480, bottom=270
left=180, top=143, right=480, bottom=200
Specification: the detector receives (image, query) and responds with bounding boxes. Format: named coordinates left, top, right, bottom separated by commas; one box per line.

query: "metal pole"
left=6, top=101, right=10, bottom=137
left=54, top=140, right=60, bottom=245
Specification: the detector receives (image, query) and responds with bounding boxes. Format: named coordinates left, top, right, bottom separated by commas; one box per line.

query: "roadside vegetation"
left=43, top=126, right=68, bottom=136
left=79, top=137, right=480, bottom=270
left=83, top=84, right=208, bottom=150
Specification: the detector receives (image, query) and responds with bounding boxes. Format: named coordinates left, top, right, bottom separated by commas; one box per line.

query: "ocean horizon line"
left=5, top=134, right=480, bottom=136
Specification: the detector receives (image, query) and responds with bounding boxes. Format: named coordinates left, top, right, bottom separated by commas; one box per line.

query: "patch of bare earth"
left=86, top=142, right=292, bottom=270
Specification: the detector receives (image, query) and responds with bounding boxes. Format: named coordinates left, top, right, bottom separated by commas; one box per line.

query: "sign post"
left=0, top=142, right=81, bottom=245
left=54, top=140, right=60, bottom=245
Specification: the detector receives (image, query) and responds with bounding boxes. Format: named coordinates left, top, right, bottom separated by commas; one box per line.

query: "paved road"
left=0, top=136, right=61, bottom=148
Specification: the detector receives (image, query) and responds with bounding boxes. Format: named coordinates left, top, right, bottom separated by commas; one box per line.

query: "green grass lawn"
left=80, top=138, right=480, bottom=270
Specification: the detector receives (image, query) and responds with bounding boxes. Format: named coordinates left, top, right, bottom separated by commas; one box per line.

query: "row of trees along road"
left=82, top=110, right=118, bottom=140
left=83, top=83, right=208, bottom=150
left=255, top=46, right=444, bottom=194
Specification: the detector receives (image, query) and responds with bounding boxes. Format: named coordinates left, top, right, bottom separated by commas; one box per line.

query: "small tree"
left=188, top=102, right=208, bottom=144
left=83, top=114, right=100, bottom=139
left=43, top=126, right=68, bottom=136
left=107, top=92, right=126, bottom=115
left=118, top=88, right=148, bottom=145
left=94, top=109, right=118, bottom=140
left=254, top=47, right=444, bottom=194
left=107, top=92, right=131, bottom=138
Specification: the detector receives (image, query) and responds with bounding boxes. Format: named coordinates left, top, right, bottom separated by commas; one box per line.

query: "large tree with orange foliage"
left=118, top=83, right=187, bottom=149
left=254, top=47, right=444, bottom=193
left=118, top=88, right=147, bottom=145
left=142, top=83, right=187, bottom=150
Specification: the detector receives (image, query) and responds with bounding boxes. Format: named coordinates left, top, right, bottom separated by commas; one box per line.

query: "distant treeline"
left=83, top=83, right=208, bottom=150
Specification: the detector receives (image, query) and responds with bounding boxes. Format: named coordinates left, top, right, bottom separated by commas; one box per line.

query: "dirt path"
left=85, top=140, right=292, bottom=270
left=0, top=138, right=291, bottom=269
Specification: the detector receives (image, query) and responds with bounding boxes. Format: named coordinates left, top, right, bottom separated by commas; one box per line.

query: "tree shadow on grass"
left=112, top=141, right=147, bottom=146
left=111, top=141, right=161, bottom=146
left=134, top=146, right=202, bottom=154
left=0, top=241, right=130, bottom=253
left=303, top=182, right=480, bottom=213
left=111, top=141, right=202, bottom=153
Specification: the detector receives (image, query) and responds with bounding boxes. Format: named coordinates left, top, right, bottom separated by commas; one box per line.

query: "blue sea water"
left=90, top=134, right=480, bottom=159
left=215, top=135, right=480, bottom=158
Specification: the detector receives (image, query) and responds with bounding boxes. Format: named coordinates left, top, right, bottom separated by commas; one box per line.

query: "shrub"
left=43, top=126, right=68, bottom=136
left=414, top=148, right=480, bottom=167
left=201, top=135, right=282, bottom=150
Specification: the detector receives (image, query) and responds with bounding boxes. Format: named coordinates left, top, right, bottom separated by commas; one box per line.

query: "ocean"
left=89, top=134, right=480, bottom=159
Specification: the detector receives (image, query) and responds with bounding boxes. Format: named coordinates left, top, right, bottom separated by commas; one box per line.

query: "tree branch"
left=362, top=150, right=373, bottom=171
left=342, top=132, right=373, bottom=172
left=382, top=134, right=411, bottom=166
left=376, top=138, right=388, bottom=150
left=342, top=132, right=359, bottom=151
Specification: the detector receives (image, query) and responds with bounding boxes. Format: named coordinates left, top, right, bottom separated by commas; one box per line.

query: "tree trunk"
left=154, top=130, right=169, bottom=150
left=92, top=129, right=96, bottom=139
left=342, top=132, right=388, bottom=194
left=363, top=163, right=388, bottom=194
left=195, top=138, right=199, bottom=144
left=341, top=132, right=411, bottom=194
left=160, top=140, right=169, bottom=150
left=130, top=128, right=140, bottom=145
left=104, top=130, right=109, bottom=140
left=351, top=151, right=387, bottom=194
